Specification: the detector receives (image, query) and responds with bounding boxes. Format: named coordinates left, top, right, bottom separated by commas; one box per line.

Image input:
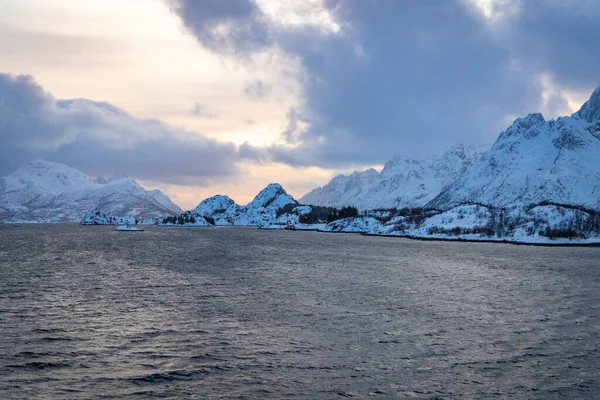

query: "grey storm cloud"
left=504, top=0, right=600, bottom=90
left=0, top=73, right=239, bottom=184
left=165, top=0, right=272, bottom=55
left=168, top=0, right=600, bottom=168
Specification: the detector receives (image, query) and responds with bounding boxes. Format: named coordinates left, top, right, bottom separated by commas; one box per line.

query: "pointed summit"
left=572, top=86, right=600, bottom=123
left=247, top=183, right=297, bottom=209
left=507, top=113, right=545, bottom=134
left=443, top=142, right=466, bottom=159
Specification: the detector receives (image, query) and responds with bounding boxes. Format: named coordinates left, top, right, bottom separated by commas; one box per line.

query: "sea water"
left=1, top=225, right=599, bottom=398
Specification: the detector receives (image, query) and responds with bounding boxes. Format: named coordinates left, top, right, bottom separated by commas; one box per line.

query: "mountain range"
left=300, top=142, right=482, bottom=210
left=302, top=86, right=600, bottom=212
left=83, top=182, right=303, bottom=228
left=429, top=87, right=600, bottom=210
left=3, top=86, right=600, bottom=239
left=0, top=159, right=182, bottom=223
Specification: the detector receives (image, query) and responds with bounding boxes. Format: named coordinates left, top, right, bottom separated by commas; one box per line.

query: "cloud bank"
left=0, top=73, right=239, bottom=184
left=168, top=0, right=600, bottom=167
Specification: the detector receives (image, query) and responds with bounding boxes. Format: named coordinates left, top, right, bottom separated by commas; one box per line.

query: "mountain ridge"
left=0, top=160, right=182, bottom=223
left=428, top=87, right=600, bottom=210
left=300, top=142, right=482, bottom=210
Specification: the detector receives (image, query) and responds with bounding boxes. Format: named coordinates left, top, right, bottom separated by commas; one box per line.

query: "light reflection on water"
left=0, top=224, right=599, bottom=399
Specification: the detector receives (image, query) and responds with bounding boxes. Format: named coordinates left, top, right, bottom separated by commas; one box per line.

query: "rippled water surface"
left=1, top=225, right=599, bottom=399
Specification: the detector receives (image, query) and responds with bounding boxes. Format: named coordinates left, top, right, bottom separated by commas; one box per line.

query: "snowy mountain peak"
left=444, top=142, right=468, bottom=159
left=176, top=184, right=301, bottom=227
left=351, top=168, right=378, bottom=179
left=19, top=158, right=71, bottom=174
left=572, top=86, right=600, bottom=123
left=379, top=155, right=433, bottom=181
left=247, top=183, right=297, bottom=209
left=108, top=173, right=129, bottom=182
left=300, top=143, right=484, bottom=210
left=429, top=85, right=600, bottom=210
left=193, top=194, right=236, bottom=217
left=10, top=159, right=95, bottom=194
left=28, top=159, right=60, bottom=169
left=500, top=113, right=546, bottom=140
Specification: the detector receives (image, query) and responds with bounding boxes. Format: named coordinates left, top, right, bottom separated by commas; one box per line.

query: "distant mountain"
left=246, top=183, right=297, bottom=210
left=300, top=142, right=482, bottom=210
left=428, top=86, right=600, bottom=210
left=183, top=183, right=299, bottom=226
left=299, top=168, right=379, bottom=209
left=79, top=87, right=600, bottom=244
left=147, top=189, right=182, bottom=214
left=83, top=182, right=310, bottom=228
left=0, top=159, right=182, bottom=223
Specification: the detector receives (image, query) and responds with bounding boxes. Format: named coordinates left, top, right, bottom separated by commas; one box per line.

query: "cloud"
left=0, top=73, right=240, bottom=184
left=498, top=0, right=600, bottom=91
left=191, top=102, right=217, bottom=118
left=191, top=102, right=206, bottom=115
left=242, top=79, right=272, bottom=100
left=165, top=0, right=272, bottom=55
left=239, top=141, right=269, bottom=162
left=168, top=0, right=600, bottom=169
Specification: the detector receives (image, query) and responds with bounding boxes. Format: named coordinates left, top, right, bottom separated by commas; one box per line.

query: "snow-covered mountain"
left=318, top=203, right=600, bottom=244
left=183, top=183, right=299, bottom=227
left=192, top=194, right=236, bottom=218
left=78, top=87, right=600, bottom=244
left=0, top=159, right=182, bottom=222
left=299, top=168, right=379, bottom=209
left=147, top=189, right=182, bottom=214
left=429, top=86, right=600, bottom=210
left=300, top=142, right=481, bottom=210
left=247, top=183, right=297, bottom=209
left=82, top=182, right=306, bottom=228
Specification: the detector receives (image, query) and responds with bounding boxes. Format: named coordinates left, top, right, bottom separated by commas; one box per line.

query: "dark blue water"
left=1, top=225, right=599, bottom=399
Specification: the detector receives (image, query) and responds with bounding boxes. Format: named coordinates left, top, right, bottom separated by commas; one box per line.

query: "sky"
left=0, top=0, right=598, bottom=209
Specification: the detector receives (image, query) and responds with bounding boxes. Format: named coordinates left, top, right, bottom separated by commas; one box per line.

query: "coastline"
left=11, top=222, right=598, bottom=247
left=360, top=232, right=600, bottom=247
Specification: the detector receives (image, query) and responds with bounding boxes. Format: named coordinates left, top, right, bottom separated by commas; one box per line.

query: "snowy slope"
left=147, top=189, right=182, bottom=214
left=0, top=159, right=95, bottom=206
left=319, top=204, right=600, bottom=244
left=193, top=195, right=236, bottom=217
left=0, top=160, right=181, bottom=222
left=300, top=168, right=379, bottom=209
left=429, top=87, right=600, bottom=210
left=246, top=183, right=297, bottom=209
left=300, top=143, right=481, bottom=210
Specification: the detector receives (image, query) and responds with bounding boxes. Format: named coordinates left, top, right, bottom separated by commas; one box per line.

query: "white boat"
left=115, top=224, right=143, bottom=232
